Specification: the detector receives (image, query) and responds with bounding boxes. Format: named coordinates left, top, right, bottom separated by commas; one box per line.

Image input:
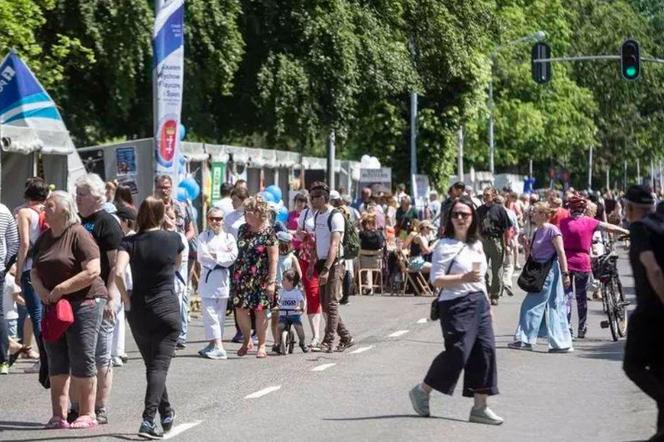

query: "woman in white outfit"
left=197, top=207, right=238, bottom=359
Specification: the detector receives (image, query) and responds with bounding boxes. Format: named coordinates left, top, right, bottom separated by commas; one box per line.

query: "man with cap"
left=437, top=181, right=466, bottom=229
left=623, top=185, right=664, bottom=440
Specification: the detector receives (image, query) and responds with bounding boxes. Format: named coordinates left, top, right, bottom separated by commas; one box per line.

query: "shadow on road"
left=0, top=430, right=143, bottom=442
left=575, top=340, right=625, bottom=362
left=322, top=414, right=469, bottom=424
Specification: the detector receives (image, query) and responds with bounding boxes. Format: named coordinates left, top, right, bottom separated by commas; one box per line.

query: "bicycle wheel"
left=601, top=282, right=609, bottom=313
left=280, top=330, right=289, bottom=355
left=614, top=277, right=628, bottom=337
left=288, top=330, right=295, bottom=354
left=607, top=280, right=620, bottom=342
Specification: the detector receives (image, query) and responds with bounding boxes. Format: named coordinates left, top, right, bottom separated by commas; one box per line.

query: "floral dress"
left=231, top=224, right=277, bottom=310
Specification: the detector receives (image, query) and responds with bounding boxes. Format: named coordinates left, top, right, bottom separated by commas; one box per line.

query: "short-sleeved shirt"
left=549, top=207, right=569, bottom=227
left=278, top=287, right=304, bottom=314
left=477, top=203, right=511, bottom=238
left=80, top=209, right=123, bottom=284
left=297, top=208, right=316, bottom=233
left=560, top=215, right=600, bottom=273
left=430, top=238, right=487, bottom=301
left=396, top=206, right=418, bottom=234
left=121, top=230, right=184, bottom=302
left=314, top=207, right=344, bottom=259
left=32, top=224, right=107, bottom=301
left=2, top=277, right=20, bottom=320
left=629, top=215, right=664, bottom=313
left=530, top=223, right=561, bottom=263
left=224, top=209, right=245, bottom=240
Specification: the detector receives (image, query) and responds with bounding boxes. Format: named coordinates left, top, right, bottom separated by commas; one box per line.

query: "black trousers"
left=0, top=273, right=7, bottom=364
left=425, top=292, right=498, bottom=397
left=127, top=295, right=181, bottom=422
left=623, top=308, right=664, bottom=432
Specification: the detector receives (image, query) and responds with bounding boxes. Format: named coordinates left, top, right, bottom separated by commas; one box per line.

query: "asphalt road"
left=0, top=251, right=656, bottom=441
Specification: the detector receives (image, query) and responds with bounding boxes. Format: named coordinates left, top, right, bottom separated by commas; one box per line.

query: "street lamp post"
left=488, top=31, right=546, bottom=177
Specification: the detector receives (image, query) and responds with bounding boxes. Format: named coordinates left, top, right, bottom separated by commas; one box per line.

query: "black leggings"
left=127, top=298, right=181, bottom=422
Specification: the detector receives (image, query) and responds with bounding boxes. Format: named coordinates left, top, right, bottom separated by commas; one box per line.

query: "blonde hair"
left=243, top=195, right=270, bottom=220
left=532, top=202, right=555, bottom=217
left=585, top=201, right=597, bottom=217
left=49, top=191, right=80, bottom=227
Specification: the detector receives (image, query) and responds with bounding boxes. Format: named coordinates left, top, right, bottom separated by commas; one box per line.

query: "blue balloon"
left=260, top=191, right=276, bottom=203
left=176, top=187, right=188, bottom=202
left=179, top=123, right=186, bottom=141
left=276, top=206, right=289, bottom=223
left=265, top=185, right=282, bottom=202
left=179, top=177, right=200, bottom=200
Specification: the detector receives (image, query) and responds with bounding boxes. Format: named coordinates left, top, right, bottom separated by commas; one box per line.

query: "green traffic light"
left=626, top=66, right=637, bottom=78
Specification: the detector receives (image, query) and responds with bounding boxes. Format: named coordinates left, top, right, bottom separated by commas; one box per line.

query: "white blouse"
left=430, top=238, right=488, bottom=301
left=197, top=230, right=238, bottom=298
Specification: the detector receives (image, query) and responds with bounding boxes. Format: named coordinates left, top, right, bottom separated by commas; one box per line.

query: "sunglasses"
left=451, top=211, right=472, bottom=220
left=208, top=216, right=223, bottom=222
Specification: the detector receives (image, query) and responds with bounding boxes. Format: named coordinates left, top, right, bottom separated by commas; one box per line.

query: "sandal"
left=256, top=350, right=267, bottom=359
left=237, top=346, right=249, bottom=357
left=9, top=345, right=31, bottom=367
left=45, top=416, right=69, bottom=429
left=70, top=415, right=98, bottom=429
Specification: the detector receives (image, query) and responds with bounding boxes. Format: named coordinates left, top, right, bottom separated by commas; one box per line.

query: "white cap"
left=329, top=190, right=341, bottom=201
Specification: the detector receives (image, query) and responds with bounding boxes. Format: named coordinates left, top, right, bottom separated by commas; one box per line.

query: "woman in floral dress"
left=231, top=196, right=278, bottom=358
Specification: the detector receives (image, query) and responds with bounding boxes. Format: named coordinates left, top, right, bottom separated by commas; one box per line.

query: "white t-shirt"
left=430, top=238, right=488, bottom=301
left=313, top=207, right=344, bottom=260
left=278, top=287, right=304, bottom=314
left=3, top=277, right=20, bottom=321
left=297, top=208, right=316, bottom=233
left=224, top=209, right=245, bottom=240
left=214, top=197, right=235, bottom=217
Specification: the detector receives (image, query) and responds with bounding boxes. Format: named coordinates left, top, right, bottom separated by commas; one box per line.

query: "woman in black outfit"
left=110, top=197, right=184, bottom=439
left=359, top=214, right=384, bottom=251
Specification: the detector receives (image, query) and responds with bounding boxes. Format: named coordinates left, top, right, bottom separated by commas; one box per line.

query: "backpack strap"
left=327, top=209, right=338, bottom=231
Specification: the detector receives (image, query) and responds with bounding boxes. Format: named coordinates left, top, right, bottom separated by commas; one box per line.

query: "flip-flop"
left=256, top=348, right=267, bottom=359
left=70, top=415, right=98, bottom=429
left=237, top=346, right=249, bottom=357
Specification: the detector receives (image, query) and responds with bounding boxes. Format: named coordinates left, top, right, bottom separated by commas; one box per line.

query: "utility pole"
left=637, top=158, right=641, bottom=184
left=457, top=126, right=464, bottom=180
left=588, top=145, right=593, bottom=191
left=624, top=160, right=627, bottom=191
left=410, top=92, right=417, bottom=180
left=326, top=129, right=335, bottom=190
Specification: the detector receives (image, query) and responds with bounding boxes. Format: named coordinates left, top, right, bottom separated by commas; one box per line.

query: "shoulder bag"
left=517, top=229, right=556, bottom=293
left=430, top=244, right=466, bottom=321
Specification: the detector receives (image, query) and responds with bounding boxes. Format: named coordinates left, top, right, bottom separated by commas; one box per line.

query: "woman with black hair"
left=409, top=196, right=502, bottom=425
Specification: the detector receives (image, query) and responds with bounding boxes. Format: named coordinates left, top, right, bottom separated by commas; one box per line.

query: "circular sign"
left=159, top=119, right=178, bottom=164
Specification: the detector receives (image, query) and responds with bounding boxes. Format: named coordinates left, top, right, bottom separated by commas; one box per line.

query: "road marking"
left=417, top=318, right=428, bottom=324
left=388, top=330, right=409, bottom=338
left=245, top=385, right=282, bottom=399
left=311, top=363, right=336, bottom=372
left=163, top=420, right=203, bottom=440
left=349, top=345, right=374, bottom=354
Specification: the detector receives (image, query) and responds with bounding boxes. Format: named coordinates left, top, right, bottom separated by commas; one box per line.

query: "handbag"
left=517, top=229, right=555, bottom=293
left=430, top=245, right=466, bottom=321
left=41, top=298, right=74, bottom=342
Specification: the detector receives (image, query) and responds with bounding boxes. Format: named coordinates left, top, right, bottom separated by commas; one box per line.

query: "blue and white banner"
left=153, top=0, right=184, bottom=180
left=0, top=50, right=75, bottom=154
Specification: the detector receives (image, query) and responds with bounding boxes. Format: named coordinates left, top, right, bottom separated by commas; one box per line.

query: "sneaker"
left=204, top=348, right=228, bottom=360
left=24, top=361, right=40, bottom=373
left=0, top=362, right=8, bottom=375
left=251, top=334, right=258, bottom=345
left=175, top=341, right=186, bottom=350
left=308, top=338, right=319, bottom=348
left=300, top=344, right=310, bottom=353
left=577, top=328, right=587, bottom=339
left=197, top=344, right=214, bottom=357
left=231, top=332, right=243, bottom=343
left=507, top=341, right=533, bottom=351
left=138, top=420, right=163, bottom=439
left=548, top=347, right=573, bottom=354
left=95, top=408, right=108, bottom=425
left=490, top=298, right=499, bottom=306
left=503, top=287, right=514, bottom=297
left=311, top=342, right=333, bottom=353
left=335, top=338, right=355, bottom=352
left=409, top=385, right=430, bottom=417
left=112, top=356, right=124, bottom=367
left=161, top=410, right=175, bottom=433
left=120, top=354, right=129, bottom=364
left=469, top=406, right=504, bottom=425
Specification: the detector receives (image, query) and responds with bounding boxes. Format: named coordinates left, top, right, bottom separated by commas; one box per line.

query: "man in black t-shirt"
left=76, top=174, right=123, bottom=425
left=623, top=185, right=664, bottom=439
left=476, top=187, right=511, bottom=305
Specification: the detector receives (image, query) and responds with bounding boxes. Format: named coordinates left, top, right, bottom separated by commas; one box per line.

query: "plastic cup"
left=472, top=262, right=481, bottom=272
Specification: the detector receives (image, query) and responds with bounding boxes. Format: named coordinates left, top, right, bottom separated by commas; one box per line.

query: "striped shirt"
left=0, top=203, right=18, bottom=269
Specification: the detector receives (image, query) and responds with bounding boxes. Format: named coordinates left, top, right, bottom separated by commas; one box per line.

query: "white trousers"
left=111, top=301, right=125, bottom=358
left=201, top=297, right=229, bottom=341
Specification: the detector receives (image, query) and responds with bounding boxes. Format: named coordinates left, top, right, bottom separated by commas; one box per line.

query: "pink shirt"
left=559, top=215, right=600, bottom=272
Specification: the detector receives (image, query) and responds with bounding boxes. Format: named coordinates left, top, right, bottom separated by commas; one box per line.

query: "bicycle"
left=597, top=236, right=630, bottom=341
left=272, top=307, right=300, bottom=355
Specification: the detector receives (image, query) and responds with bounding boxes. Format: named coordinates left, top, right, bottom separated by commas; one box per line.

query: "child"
left=271, top=231, right=301, bottom=352
left=275, top=269, right=308, bottom=353
left=3, top=265, right=22, bottom=340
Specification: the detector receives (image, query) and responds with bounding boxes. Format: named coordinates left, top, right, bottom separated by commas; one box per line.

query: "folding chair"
left=357, top=249, right=384, bottom=295
left=396, top=249, right=433, bottom=297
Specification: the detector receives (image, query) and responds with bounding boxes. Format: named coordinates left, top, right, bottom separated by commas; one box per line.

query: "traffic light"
left=531, top=42, right=552, bottom=84
left=621, top=39, right=640, bottom=80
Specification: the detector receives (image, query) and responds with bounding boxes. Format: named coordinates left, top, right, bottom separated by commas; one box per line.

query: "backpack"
left=316, top=209, right=360, bottom=259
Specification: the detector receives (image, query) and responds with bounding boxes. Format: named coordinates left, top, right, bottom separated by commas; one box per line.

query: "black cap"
left=116, top=205, right=137, bottom=221
left=624, top=185, right=654, bottom=206
left=451, top=181, right=465, bottom=190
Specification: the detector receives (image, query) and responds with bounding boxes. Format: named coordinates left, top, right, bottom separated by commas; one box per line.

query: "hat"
left=116, top=205, right=137, bottom=221
left=329, top=190, right=341, bottom=201
left=625, top=185, right=654, bottom=206
left=451, top=181, right=465, bottom=190
left=567, top=194, right=587, bottom=213
left=418, top=220, right=434, bottom=231
left=342, top=194, right=352, bottom=205
left=276, top=231, right=293, bottom=242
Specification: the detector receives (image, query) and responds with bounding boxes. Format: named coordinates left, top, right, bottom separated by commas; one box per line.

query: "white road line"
left=349, top=345, right=374, bottom=354
left=311, top=363, right=336, bottom=372
left=388, top=330, right=410, bottom=338
left=163, top=420, right=203, bottom=440
left=244, top=385, right=282, bottom=399
left=417, top=318, right=428, bottom=324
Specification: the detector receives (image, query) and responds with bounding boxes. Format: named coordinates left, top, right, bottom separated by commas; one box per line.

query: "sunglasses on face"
left=451, top=211, right=472, bottom=220
left=208, top=216, right=223, bottom=222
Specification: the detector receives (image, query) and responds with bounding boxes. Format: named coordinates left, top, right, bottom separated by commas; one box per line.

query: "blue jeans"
left=514, top=262, right=573, bottom=349
left=17, top=271, right=43, bottom=340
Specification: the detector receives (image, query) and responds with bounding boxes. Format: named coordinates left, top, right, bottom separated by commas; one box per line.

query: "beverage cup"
left=472, top=261, right=481, bottom=272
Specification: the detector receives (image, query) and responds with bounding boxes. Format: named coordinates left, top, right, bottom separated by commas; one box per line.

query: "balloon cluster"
left=259, top=185, right=288, bottom=223
left=176, top=175, right=201, bottom=221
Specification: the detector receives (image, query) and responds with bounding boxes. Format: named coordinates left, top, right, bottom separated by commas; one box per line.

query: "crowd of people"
left=1, top=173, right=663, bottom=438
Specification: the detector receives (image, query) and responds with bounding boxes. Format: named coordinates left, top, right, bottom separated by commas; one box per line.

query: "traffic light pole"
left=533, top=55, right=664, bottom=64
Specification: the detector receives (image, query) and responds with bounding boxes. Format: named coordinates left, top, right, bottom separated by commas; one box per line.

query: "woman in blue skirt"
left=509, top=202, right=573, bottom=352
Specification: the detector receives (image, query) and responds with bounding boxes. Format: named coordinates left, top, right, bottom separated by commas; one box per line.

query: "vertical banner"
left=210, top=162, right=226, bottom=204
left=153, top=0, right=184, bottom=182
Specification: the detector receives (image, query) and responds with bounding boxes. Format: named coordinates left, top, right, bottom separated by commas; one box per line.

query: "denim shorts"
left=279, top=314, right=303, bottom=326
left=45, top=298, right=104, bottom=378
left=95, top=308, right=115, bottom=367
